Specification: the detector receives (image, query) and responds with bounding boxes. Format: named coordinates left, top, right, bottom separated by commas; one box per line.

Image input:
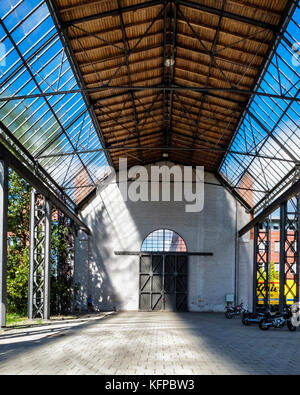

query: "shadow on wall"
left=85, top=204, right=121, bottom=312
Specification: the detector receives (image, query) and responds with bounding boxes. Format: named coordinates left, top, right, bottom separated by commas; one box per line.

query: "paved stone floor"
left=0, top=311, right=300, bottom=375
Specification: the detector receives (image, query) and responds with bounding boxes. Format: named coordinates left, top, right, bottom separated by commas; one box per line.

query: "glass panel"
left=0, top=0, right=110, bottom=205
left=219, top=4, right=300, bottom=212
left=141, top=229, right=187, bottom=252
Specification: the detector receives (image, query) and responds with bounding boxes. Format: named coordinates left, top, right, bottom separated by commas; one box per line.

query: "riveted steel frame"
left=279, top=194, right=300, bottom=310
left=28, top=189, right=52, bottom=319
left=253, top=220, right=270, bottom=311
left=252, top=189, right=300, bottom=312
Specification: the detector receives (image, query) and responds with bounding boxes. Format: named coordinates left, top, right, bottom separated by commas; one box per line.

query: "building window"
left=141, top=229, right=187, bottom=252
left=274, top=241, right=280, bottom=253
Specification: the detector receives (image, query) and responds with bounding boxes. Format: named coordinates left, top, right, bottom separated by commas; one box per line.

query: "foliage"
left=7, top=169, right=77, bottom=316
left=7, top=169, right=30, bottom=315
left=269, top=261, right=279, bottom=281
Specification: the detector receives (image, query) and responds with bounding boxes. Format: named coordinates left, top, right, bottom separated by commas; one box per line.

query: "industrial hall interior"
left=0, top=0, right=300, bottom=376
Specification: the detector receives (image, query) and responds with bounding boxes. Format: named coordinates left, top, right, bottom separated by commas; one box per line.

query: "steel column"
left=0, top=159, right=8, bottom=327
left=279, top=202, right=287, bottom=312
left=280, top=195, right=299, bottom=307
left=28, top=190, right=52, bottom=319
left=44, top=198, right=52, bottom=320
left=253, top=220, right=270, bottom=310
left=297, top=193, right=300, bottom=305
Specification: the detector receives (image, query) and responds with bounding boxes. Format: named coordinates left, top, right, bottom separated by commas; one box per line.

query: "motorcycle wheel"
left=259, top=319, right=270, bottom=330
left=225, top=311, right=233, bottom=319
left=242, top=317, right=250, bottom=326
left=287, top=319, right=297, bottom=332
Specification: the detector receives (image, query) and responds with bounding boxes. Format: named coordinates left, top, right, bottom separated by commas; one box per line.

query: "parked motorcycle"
left=259, top=306, right=297, bottom=331
left=242, top=310, right=265, bottom=326
left=225, top=302, right=245, bottom=319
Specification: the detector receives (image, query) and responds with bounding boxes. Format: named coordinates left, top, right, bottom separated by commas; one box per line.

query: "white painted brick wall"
left=76, top=163, right=252, bottom=312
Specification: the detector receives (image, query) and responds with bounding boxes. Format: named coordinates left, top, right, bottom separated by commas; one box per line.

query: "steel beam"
left=44, top=198, right=52, bottom=320
left=0, top=140, right=90, bottom=234
left=0, top=158, right=8, bottom=327
left=279, top=202, right=287, bottom=312
left=1, top=86, right=300, bottom=101
left=46, top=0, right=114, bottom=169
left=238, top=177, right=300, bottom=237
left=28, top=191, right=52, bottom=319
left=252, top=224, right=259, bottom=313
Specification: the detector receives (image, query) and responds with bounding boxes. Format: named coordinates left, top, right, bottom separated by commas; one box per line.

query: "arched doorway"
left=139, top=229, right=188, bottom=311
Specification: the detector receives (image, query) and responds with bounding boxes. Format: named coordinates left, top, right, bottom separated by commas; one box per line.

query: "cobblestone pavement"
left=0, top=311, right=300, bottom=375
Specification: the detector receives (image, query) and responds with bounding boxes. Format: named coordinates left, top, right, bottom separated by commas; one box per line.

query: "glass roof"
left=0, top=0, right=110, bottom=204
left=219, top=2, right=300, bottom=213
left=0, top=0, right=299, bottom=211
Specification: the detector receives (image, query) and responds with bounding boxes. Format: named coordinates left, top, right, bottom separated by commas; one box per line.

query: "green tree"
left=6, top=169, right=77, bottom=316
left=7, top=169, right=31, bottom=315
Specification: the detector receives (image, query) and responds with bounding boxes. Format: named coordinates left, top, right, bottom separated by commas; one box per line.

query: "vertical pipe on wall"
left=0, top=158, right=8, bottom=328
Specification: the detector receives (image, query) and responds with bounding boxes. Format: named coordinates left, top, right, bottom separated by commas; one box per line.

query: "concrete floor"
left=0, top=311, right=300, bottom=375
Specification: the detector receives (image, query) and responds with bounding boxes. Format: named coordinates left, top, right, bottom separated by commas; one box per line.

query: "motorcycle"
left=259, top=306, right=297, bottom=331
left=225, top=302, right=245, bottom=319
left=242, top=310, right=265, bottom=326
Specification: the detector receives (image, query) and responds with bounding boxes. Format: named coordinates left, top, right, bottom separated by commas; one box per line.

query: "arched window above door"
left=141, top=229, right=187, bottom=252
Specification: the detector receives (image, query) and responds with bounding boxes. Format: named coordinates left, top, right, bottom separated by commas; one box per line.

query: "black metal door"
left=139, top=254, right=188, bottom=311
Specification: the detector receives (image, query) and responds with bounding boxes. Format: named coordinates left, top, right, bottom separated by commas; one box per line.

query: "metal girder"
left=37, top=146, right=296, bottom=163
left=0, top=158, right=8, bottom=327
left=0, top=18, right=95, bottom=190
left=239, top=176, right=300, bottom=237
left=0, top=120, right=77, bottom=210
left=0, top=140, right=90, bottom=234
left=252, top=220, right=270, bottom=311
left=61, top=0, right=279, bottom=32
left=252, top=191, right=300, bottom=312
left=117, top=0, right=144, bottom=161
left=215, top=172, right=252, bottom=212
left=28, top=190, right=52, bottom=320
left=279, top=195, right=300, bottom=309
left=1, top=85, right=299, bottom=101
left=46, top=0, right=114, bottom=169
left=218, top=0, right=298, bottom=180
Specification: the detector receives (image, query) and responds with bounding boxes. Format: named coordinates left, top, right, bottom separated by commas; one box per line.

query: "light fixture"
left=164, top=57, right=175, bottom=67
left=162, top=152, right=169, bottom=158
